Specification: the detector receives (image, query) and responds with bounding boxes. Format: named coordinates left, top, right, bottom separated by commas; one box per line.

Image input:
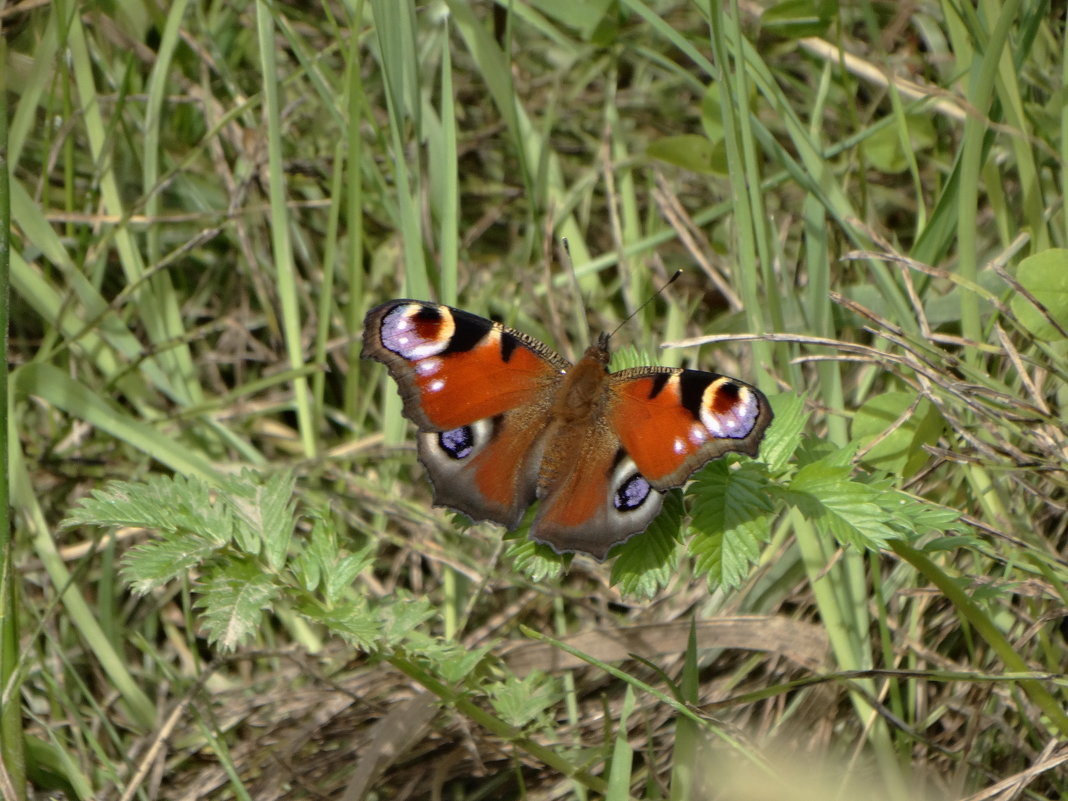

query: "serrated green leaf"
left=63, top=473, right=232, bottom=544
left=292, top=515, right=334, bottom=593
left=301, top=599, right=381, bottom=650
left=688, top=462, right=773, bottom=590
left=507, top=535, right=567, bottom=582
left=758, top=393, right=805, bottom=473
left=435, top=644, right=489, bottom=684
left=609, top=344, right=658, bottom=371
left=380, top=596, right=436, bottom=646
left=871, top=489, right=965, bottom=540
left=121, top=532, right=220, bottom=594
left=323, top=542, right=377, bottom=605
left=224, top=469, right=297, bottom=564
left=195, top=561, right=278, bottom=652
left=610, top=491, right=683, bottom=600
left=784, top=462, right=897, bottom=548
left=486, top=672, right=561, bottom=730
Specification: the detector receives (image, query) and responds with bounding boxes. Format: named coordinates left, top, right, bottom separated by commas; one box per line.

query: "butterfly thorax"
left=549, top=342, right=611, bottom=424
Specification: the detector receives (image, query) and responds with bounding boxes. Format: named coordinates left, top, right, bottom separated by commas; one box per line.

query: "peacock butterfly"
left=362, top=300, right=773, bottom=561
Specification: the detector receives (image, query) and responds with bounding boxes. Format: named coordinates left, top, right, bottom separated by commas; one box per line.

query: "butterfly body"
left=363, top=300, right=772, bottom=560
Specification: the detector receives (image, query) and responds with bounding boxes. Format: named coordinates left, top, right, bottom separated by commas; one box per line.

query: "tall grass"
left=3, top=1, right=1067, bottom=799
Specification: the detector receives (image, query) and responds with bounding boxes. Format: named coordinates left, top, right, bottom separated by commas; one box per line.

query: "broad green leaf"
left=646, top=134, right=726, bottom=175
left=530, top=0, right=616, bottom=41
left=852, top=392, right=944, bottom=474
left=860, top=115, right=936, bottom=173
left=700, top=82, right=726, bottom=142
left=1010, top=248, right=1068, bottom=340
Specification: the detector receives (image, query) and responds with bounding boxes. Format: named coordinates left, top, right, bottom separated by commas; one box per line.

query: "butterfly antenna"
left=607, top=269, right=683, bottom=341
left=558, top=237, right=589, bottom=310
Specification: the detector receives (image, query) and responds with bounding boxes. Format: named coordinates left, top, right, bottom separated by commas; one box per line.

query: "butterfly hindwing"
left=528, top=429, right=665, bottom=560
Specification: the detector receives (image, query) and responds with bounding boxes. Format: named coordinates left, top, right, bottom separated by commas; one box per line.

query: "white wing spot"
left=428, top=379, right=445, bottom=393
left=416, top=358, right=441, bottom=376
left=673, top=437, right=686, bottom=455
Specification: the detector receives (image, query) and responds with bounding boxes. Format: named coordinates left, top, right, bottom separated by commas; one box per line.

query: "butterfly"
left=362, top=300, right=773, bottom=561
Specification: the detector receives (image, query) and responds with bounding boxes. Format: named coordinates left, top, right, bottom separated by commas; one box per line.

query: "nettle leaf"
left=507, top=533, right=567, bottom=582
left=759, top=393, right=806, bottom=474
left=783, top=462, right=897, bottom=549
left=793, top=433, right=844, bottom=468
left=486, top=671, right=562, bottom=730
left=195, top=560, right=278, bottom=652
left=610, top=490, right=683, bottom=600
left=870, top=485, right=966, bottom=540
left=63, top=473, right=233, bottom=544
left=688, top=461, right=774, bottom=590
left=121, top=532, right=221, bottom=594
left=224, top=469, right=296, bottom=566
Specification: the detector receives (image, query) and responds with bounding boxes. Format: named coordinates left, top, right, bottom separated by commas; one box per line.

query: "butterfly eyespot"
left=699, top=384, right=759, bottom=438
left=439, top=427, right=475, bottom=460
left=380, top=305, right=453, bottom=360
left=614, top=473, right=652, bottom=511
